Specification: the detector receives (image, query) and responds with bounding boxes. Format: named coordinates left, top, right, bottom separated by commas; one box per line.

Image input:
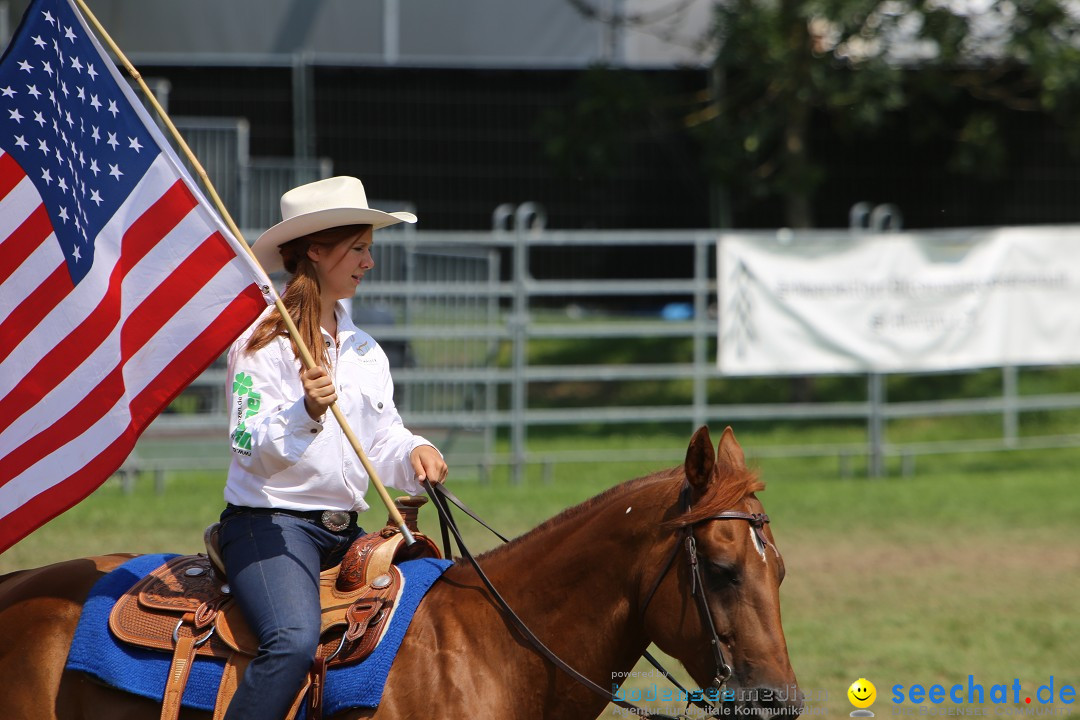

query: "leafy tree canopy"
left=549, top=0, right=1080, bottom=227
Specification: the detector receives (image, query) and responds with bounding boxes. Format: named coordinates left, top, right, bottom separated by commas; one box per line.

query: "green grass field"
left=3, top=427, right=1078, bottom=719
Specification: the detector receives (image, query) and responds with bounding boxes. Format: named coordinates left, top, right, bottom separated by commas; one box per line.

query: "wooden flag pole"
left=72, top=0, right=415, bottom=543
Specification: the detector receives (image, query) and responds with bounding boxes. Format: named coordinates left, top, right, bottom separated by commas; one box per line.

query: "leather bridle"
left=639, top=482, right=777, bottom=696
left=422, top=479, right=777, bottom=719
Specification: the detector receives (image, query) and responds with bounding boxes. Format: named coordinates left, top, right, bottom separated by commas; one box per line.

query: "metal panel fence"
left=128, top=224, right=1080, bottom=485
left=171, top=117, right=335, bottom=232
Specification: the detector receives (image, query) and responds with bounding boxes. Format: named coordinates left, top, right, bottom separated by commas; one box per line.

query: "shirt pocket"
left=354, top=380, right=389, bottom=416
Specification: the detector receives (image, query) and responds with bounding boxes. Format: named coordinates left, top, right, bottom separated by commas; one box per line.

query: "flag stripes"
left=0, top=0, right=273, bottom=552
left=0, top=205, right=54, bottom=285
left=0, top=155, right=266, bottom=485
left=0, top=289, right=263, bottom=547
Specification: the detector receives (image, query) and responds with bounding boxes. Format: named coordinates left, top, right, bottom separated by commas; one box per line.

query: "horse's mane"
left=667, top=464, right=765, bottom=528
left=477, top=466, right=683, bottom=561
left=477, top=461, right=765, bottom=560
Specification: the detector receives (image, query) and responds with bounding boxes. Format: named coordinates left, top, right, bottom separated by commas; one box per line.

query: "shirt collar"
left=319, top=301, right=359, bottom=347
left=336, top=303, right=359, bottom=345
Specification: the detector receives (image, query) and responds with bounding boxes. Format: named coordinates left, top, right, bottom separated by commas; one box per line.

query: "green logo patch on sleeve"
left=232, top=372, right=253, bottom=396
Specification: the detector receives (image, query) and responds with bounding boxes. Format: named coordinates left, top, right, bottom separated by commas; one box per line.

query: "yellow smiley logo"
left=847, top=678, right=877, bottom=709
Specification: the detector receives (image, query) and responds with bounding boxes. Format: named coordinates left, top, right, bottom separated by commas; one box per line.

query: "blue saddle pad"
left=66, top=553, right=452, bottom=717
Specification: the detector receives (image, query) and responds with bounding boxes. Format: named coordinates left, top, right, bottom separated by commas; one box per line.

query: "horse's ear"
left=684, top=425, right=715, bottom=497
left=716, top=426, right=746, bottom=473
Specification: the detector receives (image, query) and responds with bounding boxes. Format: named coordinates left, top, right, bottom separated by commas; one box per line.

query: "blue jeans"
left=218, top=507, right=362, bottom=720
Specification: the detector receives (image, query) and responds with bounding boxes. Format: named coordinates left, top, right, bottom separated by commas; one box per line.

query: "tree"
left=559, top=0, right=1080, bottom=228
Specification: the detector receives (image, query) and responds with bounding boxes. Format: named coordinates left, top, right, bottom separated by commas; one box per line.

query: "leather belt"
left=225, top=505, right=359, bottom=533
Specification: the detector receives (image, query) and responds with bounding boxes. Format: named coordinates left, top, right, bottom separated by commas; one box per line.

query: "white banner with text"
left=717, top=227, right=1080, bottom=375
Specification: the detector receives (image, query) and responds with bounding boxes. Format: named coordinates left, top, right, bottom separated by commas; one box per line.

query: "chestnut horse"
left=0, top=426, right=800, bottom=719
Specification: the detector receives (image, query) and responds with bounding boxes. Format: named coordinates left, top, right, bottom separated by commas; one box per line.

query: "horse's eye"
left=704, top=560, right=739, bottom=588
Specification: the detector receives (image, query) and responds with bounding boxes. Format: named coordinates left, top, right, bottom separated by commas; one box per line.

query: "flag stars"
left=2, top=12, right=159, bottom=260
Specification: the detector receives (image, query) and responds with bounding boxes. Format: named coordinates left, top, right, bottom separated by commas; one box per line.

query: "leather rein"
left=422, top=479, right=775, bottom=719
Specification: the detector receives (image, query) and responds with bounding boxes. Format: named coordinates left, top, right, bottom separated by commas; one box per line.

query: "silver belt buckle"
left=320, top=510, right=350, bottom=532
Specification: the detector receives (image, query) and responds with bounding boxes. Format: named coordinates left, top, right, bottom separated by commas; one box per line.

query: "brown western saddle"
left=108, top=497, right=442, bottom=720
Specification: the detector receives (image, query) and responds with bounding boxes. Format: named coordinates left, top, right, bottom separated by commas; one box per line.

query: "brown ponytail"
left=245, top=224, right=370, bottom=368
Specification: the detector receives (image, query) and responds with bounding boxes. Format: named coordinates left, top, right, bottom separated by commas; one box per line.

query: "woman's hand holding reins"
left=301, top=366, right=337, bottom=421
left=411, top=445, right=448, bottom=485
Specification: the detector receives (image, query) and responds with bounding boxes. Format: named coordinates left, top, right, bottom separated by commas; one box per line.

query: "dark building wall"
left=146, top=64, right=1080, bottom=232
left=147, top=65, right=712, bottom=231
left=808, top=97, right=1080, bottom=230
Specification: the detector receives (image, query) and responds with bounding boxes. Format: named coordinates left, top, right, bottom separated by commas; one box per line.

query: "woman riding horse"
left=0, top=426, right=802, bottom=719
left=219, top=176, right=448, bottom=719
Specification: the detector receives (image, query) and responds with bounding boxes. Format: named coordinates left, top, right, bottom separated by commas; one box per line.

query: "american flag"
left=0, top=0, right=272, bottom=552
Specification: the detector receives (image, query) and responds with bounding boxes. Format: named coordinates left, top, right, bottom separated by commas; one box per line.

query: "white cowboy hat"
left=252, top=176, right=417, bottom=273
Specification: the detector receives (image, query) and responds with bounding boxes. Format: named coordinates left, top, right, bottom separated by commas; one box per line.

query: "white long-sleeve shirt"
left=224, top=303, right=433, bottom=512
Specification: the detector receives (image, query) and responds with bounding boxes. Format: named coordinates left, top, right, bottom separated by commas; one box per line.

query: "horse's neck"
left=474, top=481, right=670, bottom=687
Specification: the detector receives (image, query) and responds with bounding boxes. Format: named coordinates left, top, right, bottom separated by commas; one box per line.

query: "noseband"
left=640, top=482, right=776, bottom=695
